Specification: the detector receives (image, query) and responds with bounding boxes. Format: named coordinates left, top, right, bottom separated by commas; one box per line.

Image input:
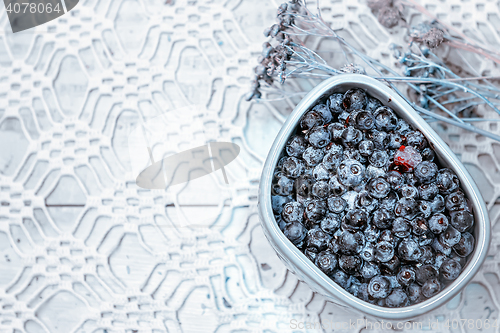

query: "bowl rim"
left=258, top=74, right=491, bottom=320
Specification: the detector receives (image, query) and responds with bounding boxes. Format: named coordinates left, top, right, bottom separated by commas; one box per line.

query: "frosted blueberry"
left=337, top=159, right=365, bottom=187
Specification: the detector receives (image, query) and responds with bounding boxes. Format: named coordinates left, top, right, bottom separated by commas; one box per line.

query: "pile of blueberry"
left=271, top=88, right=475, bottom=307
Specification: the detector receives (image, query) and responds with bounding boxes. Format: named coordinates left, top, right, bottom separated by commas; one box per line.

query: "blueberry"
left=439, top=226, right=461, bottom=247
left=358, top=140, right=375, bottom=157
left=453, top=232, right=474, bottom=257
left=307, top=126, right=331, bottom=148
left=368, top=177, right=391, bottom=199
left=415, top=264, right=438, bottom=285
left=379, top=191, right=399, bottom=211
left=331, top=269, right=351, bottom=288
left=374, top=241, right=395, bottom=262
left=385, top=288, right=409, bottom=307
left=327, top=196, right=347, bottom=214
left=450, top=210, right=474, bottom=233
left=312, top=163, right=331, bottom=181
left=341, top=126, right=363, bottom=147
left=340, top=231, right=365, bottom=255
left=360, top=242, right=376, bottom=261
left=395, top=119, right=411, bottom=135
left=418, top=200, right=432, bottom=218
left=421, top=147, right=435, bottom=162
left=343, top=147, right=365, bottom=163
left=421, top=278, right=440, bottom=298
left=372, top=208, right=394, bottom=229
left=286, top=135, right=307, bottom=157
left=427, top=213, right=448, bottom=235
left=386, top=170, right=404, bottom=191
left=305, top=199, right=327, bottom=221
left=366, top=165, right=386, bottom=179
left=306, top=228, right=330, bottom=251
left=342, top=209, right=368, bottom=231
left=300, top=110, right=324, bottom=130
left=430, top=194, right=445, bottom=213
left=369, top=150, right=389, bottom=168
left=295, top=175, right=314, bottom=198
left=364, top=222, right=380, bottom=242
left=407, top=283, right=423, bottom=304
left=271, top=195, right=292, bottom=215
left=354, top=111, right=375, bottom=130
left=328, top=237, right=341, bottom=254
left=436, top=168, right=460, bottom=195
left=320, top=213, right=341, bottom=234
left=312, top=103, right=333, bottom=123
left=374, top=106, right=398, bottom=131
left=305, top=219, right=321, bottom=231
left=398, top=238, right=422, bottom=261
left=343, top=88, right=367, bottom=111
left=328, top=175, right=348, bottom=196
left=337, top=159, right=365, bottom=187
left=379, top=229, right=396, bottom=245
left=405, top=130, right=427, bottom=150
left=392, top=217, right=411, bottom=238
left=404, top=172, right=420, bottom=187
left=339, top=255, right=362, bottom=274
left=355, top=191, right=379, bottom=213
left=431, top=238, right=452, bottom=256
left=312, top=181, right=330, bottom=198
left=338, top=110, right=350, bottom=123
left=381, top=256, right=401, bottom=274
left=347, top=276, right=362, bottom=296
left=418, top=183, right=438, bottom=201
left=368, top=276, right=392, bottom=299
left=418, top=245, right=436, bottom=265
left=366, top=96, right=382, bottom=112
left=394, top=197, right=418, bottom=218
left=433, top=252, right=448, bottom=271
left=304, top=248, right=318, bottom=262
left=328, top=122, right=345, bottom=141
left=387, top=132, right=404, bottom=149
left=445, top=191, right=468, bottom=212
left=367, top=130, right=389, bottom=149
left=284, top=222, right=307, bottom=247
left=440, top=258, right=462, bottom=281
left=361, top=261, right=381, bottom=279
left=282, top=157, right=305, bottom=178
left=272, top=174, right=294, bottom=196
left=410, top=215, right=429, bottom=236
left=322, top=151, right=343, bottom=170
left=282, top=201, right=304, bottom=223
left=400, top=184, right=418, bottom=199
left=276, top=215, right=287, bottom=231
left=417, top=229, right=434, bottom=246
left=397, top=266, right=416, bottom=287
left=316, top=251, right=338, bottom=275
left=328, top=93, right=344, bottom=114
left=414, top=161, right=438, bottom=184
left=303, top=147, right=325, bottom=167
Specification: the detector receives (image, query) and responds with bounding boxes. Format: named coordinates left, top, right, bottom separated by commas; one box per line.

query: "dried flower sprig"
left=247, top=0, right=500, bottom=142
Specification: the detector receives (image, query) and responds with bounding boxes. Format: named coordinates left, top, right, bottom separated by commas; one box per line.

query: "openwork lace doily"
left=0, top=0, right=499, bottom=332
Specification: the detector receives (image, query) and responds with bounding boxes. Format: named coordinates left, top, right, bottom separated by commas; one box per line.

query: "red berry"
left=394, top=145, right=422, bottom=171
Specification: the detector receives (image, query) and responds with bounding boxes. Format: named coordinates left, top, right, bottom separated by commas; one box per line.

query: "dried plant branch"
left=247, top=0, right=500, bottom=142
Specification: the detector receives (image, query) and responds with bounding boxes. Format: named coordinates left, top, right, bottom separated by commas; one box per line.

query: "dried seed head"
left=422, top=28, right=444, bottom=48
left=377, top=7, right=401, bottom=28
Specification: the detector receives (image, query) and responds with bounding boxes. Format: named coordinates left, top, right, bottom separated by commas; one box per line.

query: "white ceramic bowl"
left=258, top=74, right=491, bottom=320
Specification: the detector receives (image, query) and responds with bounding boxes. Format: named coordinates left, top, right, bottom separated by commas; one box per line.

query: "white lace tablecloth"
left=1, top=0, right=500, bottom=332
